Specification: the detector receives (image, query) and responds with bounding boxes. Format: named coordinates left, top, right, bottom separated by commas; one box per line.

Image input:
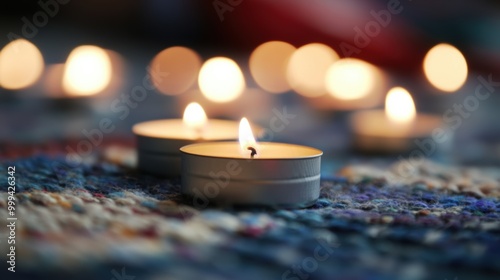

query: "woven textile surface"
left=0, top=152, right=499, bottom=280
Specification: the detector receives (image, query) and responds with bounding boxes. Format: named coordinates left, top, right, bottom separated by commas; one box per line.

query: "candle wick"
left=195, top=128, right=202, bottom=138
left=247, top=147, right=257, bottom=158
left=194, top=126, right=204, bottom=139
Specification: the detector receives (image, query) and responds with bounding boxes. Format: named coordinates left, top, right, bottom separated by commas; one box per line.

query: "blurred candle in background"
left=198, top=56, right=245, bottom=103
left=185, top=56, right=276, bottom=121
left=41, top=45, right=125, bottom=116
left=286, top=43, right=339, bottom=98
left=351, top=87, right=441, bottom=153
left=249, top=41, right=296, bottom=94
left=62, top=45, right=113, bottom=97
left=0, top=39, right=44, bottom=91
left=423, top=43, right=468, bottom=93
left=150, top=46, right=202, bottom=96
left=39, top=45, right=105, bottom=113
left=309, top=58, right=386, bottom=111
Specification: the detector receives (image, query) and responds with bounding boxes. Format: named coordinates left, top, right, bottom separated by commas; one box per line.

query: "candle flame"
left=183, top=102, right=208, bottom=131
left=385, top=87, right=416, bottom=124
left=239, top=117, right=258, bottom=157
left=62, top=45, right=112, bottom=96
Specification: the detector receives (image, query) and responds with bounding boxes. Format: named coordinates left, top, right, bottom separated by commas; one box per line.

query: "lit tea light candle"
left=351, top=87, right=441, bottom=153
left=133, top=103, right=260, bottom=177
left=180, top=118, right=323, bottom=208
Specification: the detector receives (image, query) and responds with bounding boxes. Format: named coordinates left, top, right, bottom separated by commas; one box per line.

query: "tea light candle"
left=351, top=87, right=441, bottom=153
left=181, top=118, right=323, bottom=208
left=133, top=103, right=255, bottom=176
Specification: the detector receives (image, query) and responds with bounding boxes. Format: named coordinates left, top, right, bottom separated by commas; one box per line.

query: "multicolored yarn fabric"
left=0, top=153, right=499, bottom=280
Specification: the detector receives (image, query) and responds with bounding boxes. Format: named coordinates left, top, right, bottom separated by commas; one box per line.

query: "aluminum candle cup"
left=133, top=119, right=241, bottom=176
left=180, top=142, right=323, bottom=208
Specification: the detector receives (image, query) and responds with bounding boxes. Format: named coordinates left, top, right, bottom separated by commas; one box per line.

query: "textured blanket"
left=0, top=149, right=499, bottom=280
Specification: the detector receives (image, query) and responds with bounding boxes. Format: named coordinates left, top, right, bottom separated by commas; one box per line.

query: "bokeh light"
left=150, top=46, right=202, bottom=95
left=385, top=87, right=416, bottom=124
left=249, top=41, right=296, bottom=93
left=62, top=45, right=112, bottom=96
left=286, top=43, right=339, bottom=98
left=423, top=43, right=468, bottom=92
left=198, top=57, right=245, bottom=103
left=325, top=58, right=381, bottom=100
left=0, top=39, right=44, bottom=90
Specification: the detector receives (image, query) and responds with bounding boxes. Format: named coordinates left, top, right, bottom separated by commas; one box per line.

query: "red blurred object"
left=210, top=0, right=427, bottom=72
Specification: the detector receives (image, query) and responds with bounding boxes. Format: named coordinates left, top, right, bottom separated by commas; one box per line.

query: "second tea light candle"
left=134, top=103, right=248, bottom=176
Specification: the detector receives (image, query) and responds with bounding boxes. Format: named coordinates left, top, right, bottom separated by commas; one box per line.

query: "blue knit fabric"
left=1, top=155, right=499, bottom=280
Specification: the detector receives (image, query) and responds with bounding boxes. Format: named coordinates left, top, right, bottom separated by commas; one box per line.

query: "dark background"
left=1, top=0, right=499, bottom=71
left=1, top=0, right=499, bottom=166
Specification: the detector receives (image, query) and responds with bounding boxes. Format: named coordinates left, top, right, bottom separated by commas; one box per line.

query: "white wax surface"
left=180, top=142, right=322, bottom=159
left=133, top=119, right=239, bottom=140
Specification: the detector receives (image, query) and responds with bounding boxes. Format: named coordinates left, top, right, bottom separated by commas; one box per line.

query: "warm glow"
left=62, top=45, right=112, bottom=96
left=0, top=39, right=44, bottom=90
left=325, top=58, right=380, bottom=100
left=239, top=117, right=258, bottom=157
left=150, top=46, right=202, bottom=95
left=249, top=41, right=296, bottom=93
left=423, top=43, right=468, bottom=92
left=183, top=102, right=208, bottom=131
left=199, top=57, right=245, bottom=103
left=287, top=43, right=339, bottom=97
left=385, top=87, right=416, bottom=124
